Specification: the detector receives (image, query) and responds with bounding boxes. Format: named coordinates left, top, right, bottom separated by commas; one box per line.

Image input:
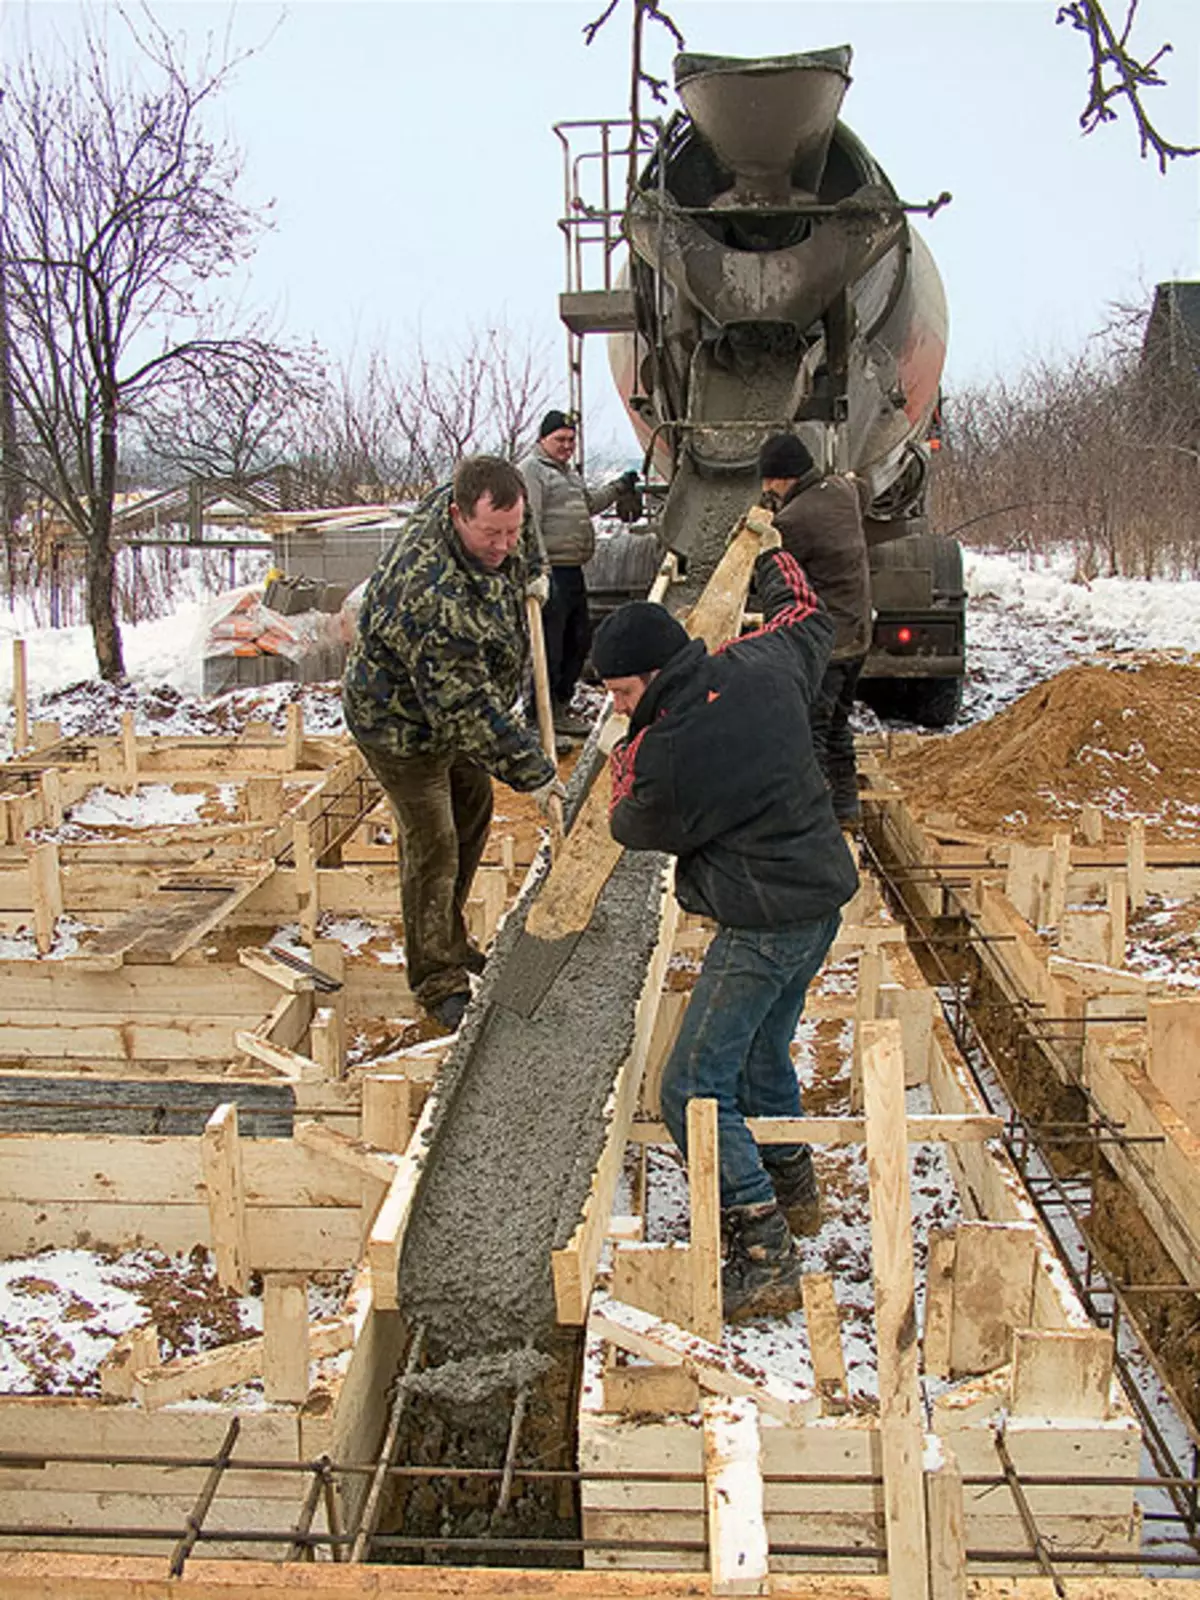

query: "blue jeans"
left=660, top=912, right=842, bottom=1210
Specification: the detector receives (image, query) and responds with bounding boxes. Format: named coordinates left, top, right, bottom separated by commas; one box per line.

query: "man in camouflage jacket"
left=343, top=456, right=561, bottom=1030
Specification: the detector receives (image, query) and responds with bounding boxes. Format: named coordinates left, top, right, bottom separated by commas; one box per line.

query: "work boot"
left=766, top=1148, right=821, bottom=1236
left=552, top=702, right=593, bottom=739
left=722, top=1200, right=804, bottom=1322
left=429, top=991, right=470, bottom=1032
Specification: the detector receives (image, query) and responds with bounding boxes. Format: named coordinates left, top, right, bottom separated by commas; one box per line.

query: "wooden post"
left=687, top=1096, right=723, bottom=1342
left=38, top=767, right=63, bottom=831
left=12, top=639, right=29, bottom=752
left=850, top=944, right=884, bottom=1113
left=201, top=1103, right=250, bottom=1293
left=28, top=840, right=63, bottom=955
left=1046, top=831, right=1072, bottom=928
left=702, top=1394, right=769, bottom=1596
left=1079, top=801, right=1103, bottom=845
left=246, top=775, right=284, bottom=824
left=1146, top=998, right=1200, bottom=1137
left=263, top=1273, right=310, bottom=1404
left=99, top=1323, right=160, bottom=1401
left=500, top=832, right=516, bottom=874
left=120, top=709, right=138, bottom=795
left=800, top=1273, right=849, bottom=1414
left=1107, top=872, right=1127, bottom=967
left=294, top=818, right=318, bottom=942
left=860, top=1017, right=929, bottom=1600
left=923, top=1228, right=957, bottom=1379
left=947, top=1222, right=1037, bottom=1376
left=362, top=1073, right=413, bottom=1153
left=310, top=937, right=345, bottom=1019
left=1127, top=818, right=1147, bottom=913
left=311, top=1004, right=344, bottom=1078
left=285, top=702, right=304, bottom=770
left=32, top=717, right=61, bottom=749
left=925, top=1441, right=967, bottom=1600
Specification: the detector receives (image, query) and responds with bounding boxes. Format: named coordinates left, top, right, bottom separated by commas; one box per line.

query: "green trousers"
left=356, top=744, right=492, bottom=1010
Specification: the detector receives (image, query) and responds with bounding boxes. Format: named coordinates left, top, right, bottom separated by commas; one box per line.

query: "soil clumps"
left=887, top=658, right=1200, bottom=841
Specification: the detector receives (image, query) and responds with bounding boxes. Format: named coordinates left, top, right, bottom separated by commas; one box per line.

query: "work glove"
left=532, top=776, right=567, bottom=817
left=745, top=506, right=782, bottom=551
left=526, top=573, right=551, bottom=607
left=618, top=469, right=639, bottom=491
left=614, top=470, right=643, bottom=525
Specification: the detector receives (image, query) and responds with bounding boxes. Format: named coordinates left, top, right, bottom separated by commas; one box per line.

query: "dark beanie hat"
left=758, top=432, right=813, bottom=480
left=592, top=602, right=690, bottom=678
left=539, top=408, right=578, bottom=439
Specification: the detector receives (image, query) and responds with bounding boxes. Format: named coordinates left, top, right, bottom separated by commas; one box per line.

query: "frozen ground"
left=2, top=547, right=1200, bottom=756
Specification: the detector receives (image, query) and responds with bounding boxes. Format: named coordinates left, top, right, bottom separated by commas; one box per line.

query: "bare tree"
left=0, top=10, right=295, bottom=678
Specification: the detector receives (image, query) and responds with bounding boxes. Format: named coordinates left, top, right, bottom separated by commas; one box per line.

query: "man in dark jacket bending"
left=758, top=433, right=872, bottom=824
left=592, top=530, right=858, bottom=1320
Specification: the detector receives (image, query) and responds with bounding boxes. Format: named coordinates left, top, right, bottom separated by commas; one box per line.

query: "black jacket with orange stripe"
left=607, top=548, right=859, bottom=929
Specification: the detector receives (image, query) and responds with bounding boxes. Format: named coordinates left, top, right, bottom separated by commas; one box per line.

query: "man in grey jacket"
left=518, top=410, right=636, bottom=738
left=759, top=433, right=872, bottom=825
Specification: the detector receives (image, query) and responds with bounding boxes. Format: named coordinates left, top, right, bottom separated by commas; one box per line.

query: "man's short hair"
left=452, top=456, right=526, bottom=518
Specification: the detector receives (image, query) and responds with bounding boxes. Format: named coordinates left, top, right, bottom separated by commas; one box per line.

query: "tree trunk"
left=0, top=252, right=24, bottom=578
left=89, top=398, right=125, bottom=680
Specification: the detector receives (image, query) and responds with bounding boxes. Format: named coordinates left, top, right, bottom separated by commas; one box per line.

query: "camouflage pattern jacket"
left=342, top=486, right=554, bottom=792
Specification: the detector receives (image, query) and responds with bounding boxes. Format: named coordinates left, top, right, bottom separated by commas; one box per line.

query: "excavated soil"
left=886, top=659, right=1200, bottom=842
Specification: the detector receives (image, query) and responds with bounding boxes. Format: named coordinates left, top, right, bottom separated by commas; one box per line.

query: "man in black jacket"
left=592, top=534, right=858, bottom=1320
left=758, top=433, right=872, bottom=824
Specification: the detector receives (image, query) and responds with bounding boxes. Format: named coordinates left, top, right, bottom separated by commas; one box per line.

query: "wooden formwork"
left=866, top=781, right=1200, bottom=1294
left=576, top=905, right=1141, bottom=1588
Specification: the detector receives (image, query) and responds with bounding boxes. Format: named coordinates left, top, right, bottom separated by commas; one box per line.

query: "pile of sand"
left=887, top=659, right=1200, bottom=841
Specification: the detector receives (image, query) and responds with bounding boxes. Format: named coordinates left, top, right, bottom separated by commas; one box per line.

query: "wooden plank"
left=285, top=702, right=304, bottom=769
left=311, top=1004, right=344, bottom=1078
left=86, top=862, right=274, bottom=966
left=627, top=1114, right=1003, bottom=1145
left=132, top=1315, right=351, bottom=1409
left=612, top=1242, right=694, bottom=1327
left=800, top=1273, right=848, bottom=1415
left=98, top=1323, right=159, bottom=1402
left=263, top=1272, right=310, bottom=1403
left=925, top=1440, right=967, bottom=1600
left=28, top=839, right=63, bottom=954
left=234, top=1029, right=322, bottom=1083
left=294, top=1118, right=398, bottom=1186
left=552, top=887, right=678, bottom=1324
left=200, top=1103, right=249, bottom=1292
left=368, top=1091, right=439, bottom=1312
left=859, top=1017, right=928, bottom=1600
left=922, top=1228, right=956, bottom=1379
left=1127, top=817, right=1147, bottom=911
left=361, top=1073, right=414, bottom=1153
left=589, top=1298, right=816, bottom=1425
left=120, top=710, right=137, bottom=795
left=1009, top=1328, right=1114, bottom=1420
left=948, top=1222, right=1038, bottom=1377
left=1146, top=996, right=1200, bottom=1138
left=237, top=944, right=314, bottom=993
left=702, top=1395, right=768, bottom=1596
left=687, top=1096, right=722, bottom=1341
left=12, top=638, right=29, bottom=752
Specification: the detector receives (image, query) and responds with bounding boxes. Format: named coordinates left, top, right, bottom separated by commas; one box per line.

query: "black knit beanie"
left=758, top=432, right=814, bottom=479
left=592, top=603, right=690, bottom=678
left=539, top=409, right=578, bottom=439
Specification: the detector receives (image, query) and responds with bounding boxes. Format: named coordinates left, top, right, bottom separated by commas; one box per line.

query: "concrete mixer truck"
left=558, top=45, right=965, bottom=726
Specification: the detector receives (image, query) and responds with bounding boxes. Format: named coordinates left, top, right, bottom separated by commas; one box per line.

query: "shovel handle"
left=526, top=594, right=565, bottom=852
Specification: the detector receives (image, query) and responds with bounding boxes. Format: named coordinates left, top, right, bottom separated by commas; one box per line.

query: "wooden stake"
left=28, top=839, right=63, bottom=955
left=925, top=1441, right=967, bottom=1600
left=31, top=717, right=60, bottom=749
left=1080, top=801, right=1104, bottom=845
left=687, top=1096, right=722, bottom=1342
left=11, top=639, right=29, bottom=752
left=38, top=766, right=63, bottom=830
left=362, top=1073, right=414, bottom=1153
left=1046, top=831, right=1072, bottom=928
left=99, top=1323, right=160, bottom=1402
left=200, top=1103, right=249, bottom=1292
left=1127, top=818, right=1147, bottom=913
left=120, top=709, right=137, bottom=795
left=1106, top=872, right=1127, bottom=967
left=311, top=1004, right=344, bottom=1078
left=850, top=944, right=884, bottom=1113
left=500, top=832, right=516, bottom=874
left=860, top=1017, right=929, bottom=1600
left=285, top=701, right=304, bottom=769
left=1009, top=1328, right=1114, bottom=1420
left=294, top=817, right=318, bottom=942
left=263, top=1272, right=310, bottom=1403
left=922, top=1228, right=957, bottom=1379
left=800, top=1272, right=849, bottom=1414
left=246, top=775, right=284, bottom=824
left=702, top=1395, right=769, bottom=1596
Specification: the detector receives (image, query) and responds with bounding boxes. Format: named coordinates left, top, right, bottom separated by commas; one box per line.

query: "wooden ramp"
left=83, top=861, right=275, bottom=966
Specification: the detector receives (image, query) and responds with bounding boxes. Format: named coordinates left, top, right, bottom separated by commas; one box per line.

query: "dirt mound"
left=888, top=658, right=1200, bottom=841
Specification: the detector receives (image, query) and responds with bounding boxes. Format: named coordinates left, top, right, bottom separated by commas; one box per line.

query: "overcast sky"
left=6, top=0, right=1200, bottom=457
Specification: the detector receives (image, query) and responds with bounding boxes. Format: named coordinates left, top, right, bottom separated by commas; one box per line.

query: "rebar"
left=168, top=1416, right=240, bottom=1577
left=348, top=1322, right=425, bottom=1563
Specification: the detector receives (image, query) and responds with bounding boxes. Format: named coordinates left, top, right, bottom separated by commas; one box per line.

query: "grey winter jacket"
left=517, top=448, right=622, bottom=567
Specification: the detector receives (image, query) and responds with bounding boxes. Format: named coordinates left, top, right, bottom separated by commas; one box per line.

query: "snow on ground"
left=3, top=547, right=1200, bottom=757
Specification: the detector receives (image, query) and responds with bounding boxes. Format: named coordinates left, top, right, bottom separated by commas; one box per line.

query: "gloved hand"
left=532, top=776, right=567, bottom=817
left=618, top=469, right=639, bottom=491
left=745, top=506, right=782, bottom=552
left=758, top=525, right=783, bottom=552
left=526, top=573, right=551, bottom=607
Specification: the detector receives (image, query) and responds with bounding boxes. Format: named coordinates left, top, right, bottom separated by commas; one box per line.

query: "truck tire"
left=901, top=673, right=963, bottom=729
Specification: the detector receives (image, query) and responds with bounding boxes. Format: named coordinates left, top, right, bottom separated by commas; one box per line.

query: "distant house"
left=1141, top=282, right=1200, bottom=441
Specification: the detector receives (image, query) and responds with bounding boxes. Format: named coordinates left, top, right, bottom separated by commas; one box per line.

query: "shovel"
left=526, top=593, right=565, bottom=852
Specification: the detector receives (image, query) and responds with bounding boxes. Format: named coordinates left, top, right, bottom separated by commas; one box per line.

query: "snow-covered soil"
left=2, top=547, right=1199, bottom=758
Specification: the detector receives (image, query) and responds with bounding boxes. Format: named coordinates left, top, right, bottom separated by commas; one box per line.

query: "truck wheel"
left=903, top=675, right=963, bottom=729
